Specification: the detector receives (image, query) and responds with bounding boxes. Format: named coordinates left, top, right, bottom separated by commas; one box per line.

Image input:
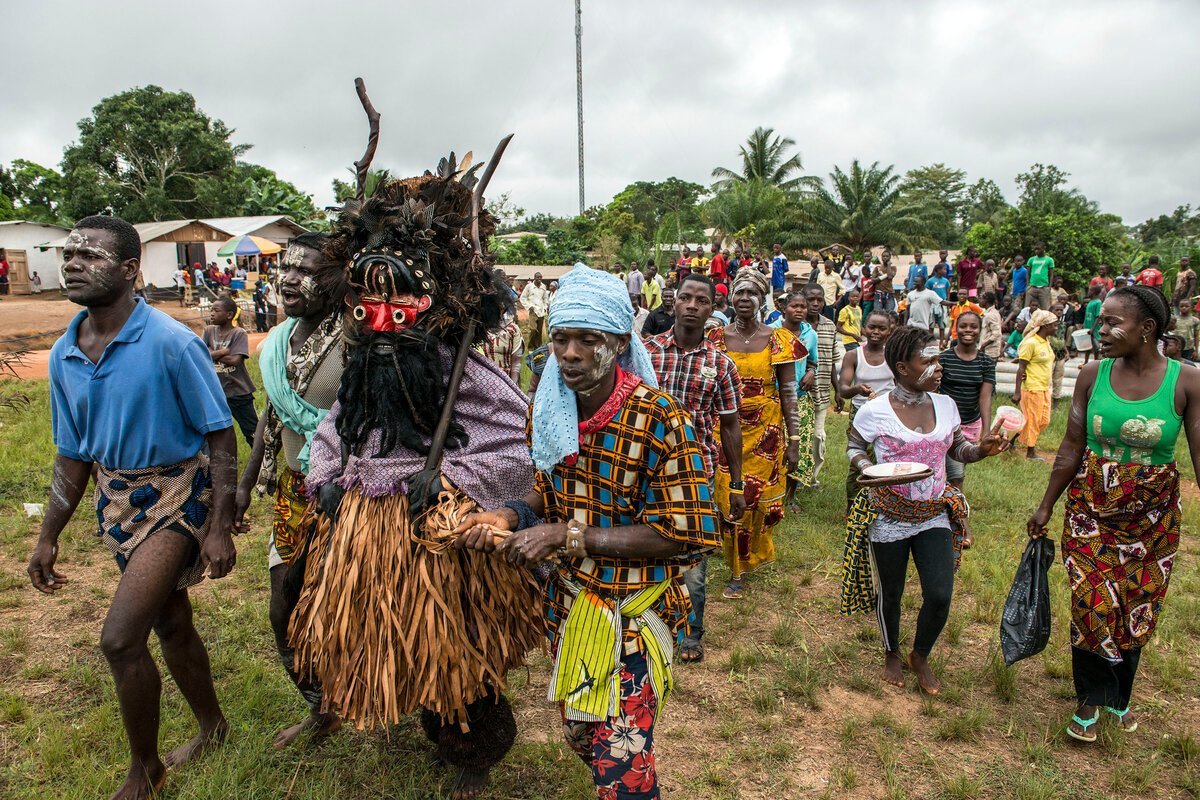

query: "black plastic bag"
left=1000, top=537, right=1055, bottom=666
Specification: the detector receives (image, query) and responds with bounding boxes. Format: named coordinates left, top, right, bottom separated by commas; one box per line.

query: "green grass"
left=0, top=373, right=1198, bottom=798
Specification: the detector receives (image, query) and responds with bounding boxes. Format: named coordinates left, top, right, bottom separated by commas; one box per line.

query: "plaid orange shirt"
left=530, top=382, right=719, bottom=647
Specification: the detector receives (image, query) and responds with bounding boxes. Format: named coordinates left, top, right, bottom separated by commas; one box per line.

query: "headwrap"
left=1027, top=309, right=1059, bottom=332
left=531, top=264, right=659, bottom=472
left=731, top=267, right=770, bottom=299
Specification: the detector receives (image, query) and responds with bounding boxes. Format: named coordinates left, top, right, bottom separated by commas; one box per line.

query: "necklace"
left=891, top=384, right=928, bottom=406
left=732, top=320, right=758, bottom=346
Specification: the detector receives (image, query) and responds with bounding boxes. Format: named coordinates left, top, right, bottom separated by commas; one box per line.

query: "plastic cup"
left=992, top=405, right=1026, bottom=441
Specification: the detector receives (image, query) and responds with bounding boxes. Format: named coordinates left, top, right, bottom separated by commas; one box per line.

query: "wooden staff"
left=422, top=133, right=515, bottom=474
left=353, top=77, right=380, bottom=203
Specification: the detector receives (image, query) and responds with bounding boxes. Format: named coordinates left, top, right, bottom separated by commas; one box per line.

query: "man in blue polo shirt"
left=27, top=216, right=237, bottom=800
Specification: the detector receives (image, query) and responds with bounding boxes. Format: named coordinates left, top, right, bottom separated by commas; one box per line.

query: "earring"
left=1142, top=334, right=1148, bottom=343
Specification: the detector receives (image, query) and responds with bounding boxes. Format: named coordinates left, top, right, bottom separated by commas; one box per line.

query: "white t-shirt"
left=173, top=269, right=185, bottom=288
left=907, top=289, right=942, bottom=331
left=851, top=392, right=960, bottom=542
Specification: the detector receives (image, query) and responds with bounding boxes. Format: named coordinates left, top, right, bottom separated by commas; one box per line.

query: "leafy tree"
left=964, top=178, right=1008, bottom=226
left=331, top=168, right=392, bottom=204
left=494, top=233, right=547, bottom=265
left=543, top=228, right=589, bottom=265
left=608, top=178, right=706, bottom=244
left=238, top=164, right=321, bottom=224
left=487, top=191, right=526, bottom=232
left=898, top=163, right=966, bottom=246
left=1015, top=163, right=1091, bottom=215
left=3, top=160, right=67, bottom=224
left=1136, top=205, right=1198, bottom=245
left=516, top=212, right=572, bottom=235
left=60, top=86, right=249, bottom=221
left=712, top=127, right=808, bottom=192
left=964, top=207, right=1128, bottom=288
left=799, top=160, right=935, bottom=251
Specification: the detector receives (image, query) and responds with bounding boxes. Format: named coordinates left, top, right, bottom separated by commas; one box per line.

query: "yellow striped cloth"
left=548, top=577, right=675, bottom=722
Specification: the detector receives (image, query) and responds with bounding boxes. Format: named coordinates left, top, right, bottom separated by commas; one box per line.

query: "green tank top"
left=1087, top=358, right=1182, bottom=465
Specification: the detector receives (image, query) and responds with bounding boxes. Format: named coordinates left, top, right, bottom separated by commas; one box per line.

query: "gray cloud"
left=4, top=0, right=1196, bottom=223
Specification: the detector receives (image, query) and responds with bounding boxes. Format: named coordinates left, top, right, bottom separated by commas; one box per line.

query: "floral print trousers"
left=561, top=651, right=660, bottom=800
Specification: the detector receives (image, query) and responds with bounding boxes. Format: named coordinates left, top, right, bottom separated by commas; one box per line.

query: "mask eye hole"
left=352, top=305, right=367, bottom=321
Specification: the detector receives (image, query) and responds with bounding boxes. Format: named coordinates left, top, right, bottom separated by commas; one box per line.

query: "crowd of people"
left=24, top=205, right=1198, bottom=800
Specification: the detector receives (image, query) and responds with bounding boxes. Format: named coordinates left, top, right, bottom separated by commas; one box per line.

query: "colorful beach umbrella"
left=217, top=234, right=283, bottom=257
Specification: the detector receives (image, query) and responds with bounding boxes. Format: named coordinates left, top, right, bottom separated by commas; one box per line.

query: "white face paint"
left=64, top=230, right=119, bottom=264
left=283, top=245, right=305, bottom=268
left=299, top=275, right=319, bottom=301
left=918, top=345, right=940, bottom=384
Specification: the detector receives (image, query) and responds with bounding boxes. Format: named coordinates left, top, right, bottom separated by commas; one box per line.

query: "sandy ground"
left=0, top=295, right=267, bottom=379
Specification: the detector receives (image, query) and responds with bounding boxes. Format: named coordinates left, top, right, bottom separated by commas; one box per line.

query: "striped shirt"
left=938, top=348, right=996, bottom=424
left=812, top=316, right=839, bottom=408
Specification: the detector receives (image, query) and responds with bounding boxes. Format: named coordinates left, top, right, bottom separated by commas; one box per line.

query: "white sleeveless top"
left=852, top=349, right=895, bottom=408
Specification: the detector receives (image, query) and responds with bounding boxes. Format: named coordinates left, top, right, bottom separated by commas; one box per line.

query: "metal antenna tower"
left=575, top=0, right=585, bottom=215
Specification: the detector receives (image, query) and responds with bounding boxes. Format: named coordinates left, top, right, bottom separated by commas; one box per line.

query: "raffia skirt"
left=289, top=488, right=543, bottom=731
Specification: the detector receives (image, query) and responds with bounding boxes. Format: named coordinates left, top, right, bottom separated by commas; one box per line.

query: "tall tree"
left=1015, top=163, right=1091, bottom=215
left=711, top=127, right=807, bottom=192
left=898, top=163, right=966, bottom=246
left=800, top=160, right=935, bottom=251
left=3, top=160, right=66, bottom=224
left=238, top=164, right=321, bottom=224
left=964, top=178, right=1008, bottom=226
left=60, top=86, right=249, bottom=221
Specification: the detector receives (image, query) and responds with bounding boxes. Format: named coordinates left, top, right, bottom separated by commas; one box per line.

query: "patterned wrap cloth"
left=95, top=453, right=212, bottom=591
left=707, top=326, right=805, bottom=577
left=840, top=484, right=969, bottom=615
left=271, top=465, right=309, bottom=565
left=1063, top=449, right=1180, bottom=662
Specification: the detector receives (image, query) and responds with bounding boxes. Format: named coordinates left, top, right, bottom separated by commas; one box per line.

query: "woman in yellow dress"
left=709, top=268, right=804, bottom=597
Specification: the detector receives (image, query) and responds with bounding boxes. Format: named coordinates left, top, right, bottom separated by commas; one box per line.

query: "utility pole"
left=575, top=0, right=585, bottom=215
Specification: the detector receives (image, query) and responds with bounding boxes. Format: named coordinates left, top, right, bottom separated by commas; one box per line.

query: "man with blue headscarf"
left=456, top=264, right=719, bottom=800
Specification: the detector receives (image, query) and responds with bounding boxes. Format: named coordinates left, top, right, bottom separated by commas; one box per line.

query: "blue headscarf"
left=531, top=264, right=658, bottom=472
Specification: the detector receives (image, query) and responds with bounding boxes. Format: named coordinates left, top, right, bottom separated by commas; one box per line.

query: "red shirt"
left=1136, top=269, right=1163, bottom=287
left=710, top=253, right=728, bottom=281
left=1089, top=276, right=1114, bottom=293
left=957, top=258, right=983, bottom=290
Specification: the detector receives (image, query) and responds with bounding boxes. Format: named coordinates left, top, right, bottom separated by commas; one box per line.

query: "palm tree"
left=711, top=127, right=807, bottom=193
left=800, top=160, right=936, bottom=251
left=704, top=180, right=792, bottom=241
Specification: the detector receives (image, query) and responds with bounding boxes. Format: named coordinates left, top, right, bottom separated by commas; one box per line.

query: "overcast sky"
left=5, top=1, right=1197, bottom=224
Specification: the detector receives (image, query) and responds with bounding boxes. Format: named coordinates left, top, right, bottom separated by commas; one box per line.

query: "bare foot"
left=110, top=761, right=166, bottom=800
left=451, top=768, right=490, bottom=799
left=164, top=717, right=228, bottom=768
left=881, top=652, right=904, bottom=688
left=273, top=711, right=342, bottom=749
left=907, top=651, right=941, bottom=695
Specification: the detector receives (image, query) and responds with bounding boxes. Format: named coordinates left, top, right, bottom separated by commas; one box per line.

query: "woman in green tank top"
left=1027, top=286, right=1200, bottom=743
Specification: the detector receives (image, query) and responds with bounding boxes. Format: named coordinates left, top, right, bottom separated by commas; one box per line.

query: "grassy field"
left=0, top=363, right=1197, bottom=799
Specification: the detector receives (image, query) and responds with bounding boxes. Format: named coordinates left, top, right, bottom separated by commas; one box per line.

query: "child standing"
left=837, top=288, right=864, bottom=350
left=1082, top=285, right=1103, bottom=364
left=202, top=297, right=258, bottom=444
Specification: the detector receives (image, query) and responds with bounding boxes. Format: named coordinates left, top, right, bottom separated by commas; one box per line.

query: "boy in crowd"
left=837, top=288, right=864, bottom=350
left=1010, top=255, right=1029, bottom=307
left=203, top=297, right=258, bottom=444
left=1174, top=297, right=1200, bottom=362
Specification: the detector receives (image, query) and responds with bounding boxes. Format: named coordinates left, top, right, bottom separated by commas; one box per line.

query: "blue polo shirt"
left=906, top=263, right=928, bottom=290
left=927, top=275, right=950, bottom=300
left=50, top=298, right=233, bottom=469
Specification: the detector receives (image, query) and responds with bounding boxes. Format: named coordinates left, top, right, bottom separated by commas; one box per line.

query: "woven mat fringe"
left=289, top=489, right=543, bottom=731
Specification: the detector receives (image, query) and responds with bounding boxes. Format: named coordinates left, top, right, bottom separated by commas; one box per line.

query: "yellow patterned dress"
left=708, top=326, right=805, bottom=578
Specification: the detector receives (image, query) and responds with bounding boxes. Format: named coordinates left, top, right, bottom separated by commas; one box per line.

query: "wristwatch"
left=562, top=519, right=588, bottom=560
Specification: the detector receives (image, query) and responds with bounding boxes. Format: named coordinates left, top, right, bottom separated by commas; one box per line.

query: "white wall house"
left=0, top=221, right=71, bottom=291
left=42, top=220, right=232, bottom=289
left=200, top=215, right=310, bottom=265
